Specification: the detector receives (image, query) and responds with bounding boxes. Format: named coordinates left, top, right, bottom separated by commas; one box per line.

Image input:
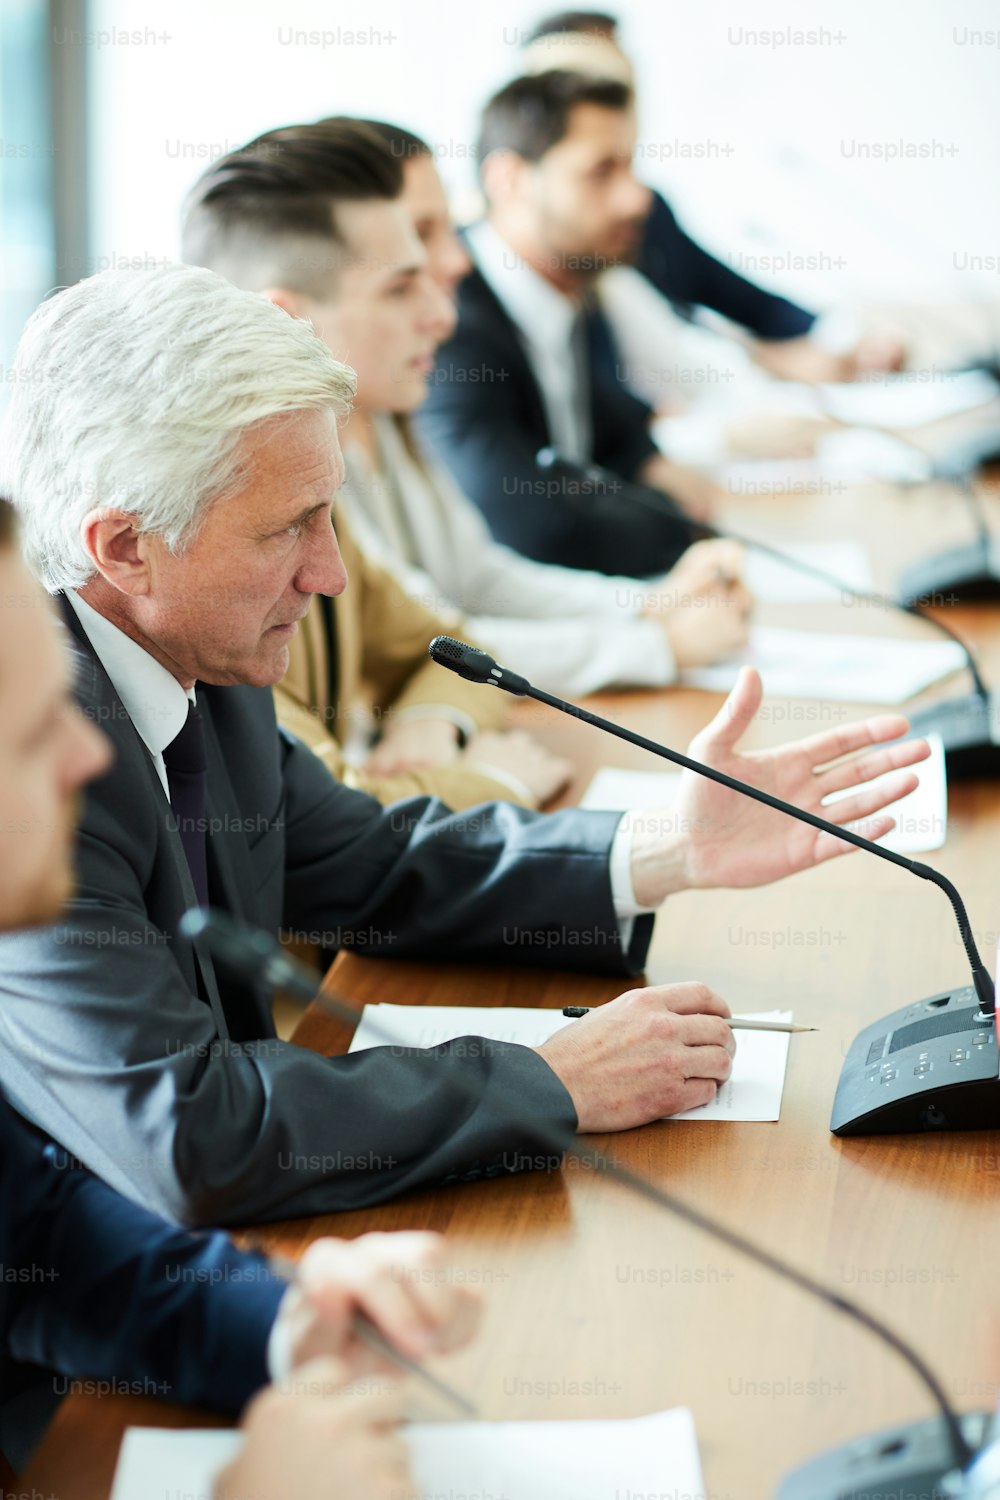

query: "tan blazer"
left=274, top=510, right=528, bottom=808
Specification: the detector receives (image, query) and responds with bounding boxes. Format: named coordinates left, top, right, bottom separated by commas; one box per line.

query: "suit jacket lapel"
left=57, top=596, right=221, bottom=1013
left=463, top=266, right=551, bottom=439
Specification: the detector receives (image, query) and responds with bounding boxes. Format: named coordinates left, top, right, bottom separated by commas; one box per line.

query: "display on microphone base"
left=777, top=1411, right=991, bottom=1500
left=831, top=985, right=999, bottom=1135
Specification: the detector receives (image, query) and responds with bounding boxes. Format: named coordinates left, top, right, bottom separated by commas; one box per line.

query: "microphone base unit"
left=906, top=692, right=1000, bottom=779
left=777, top=1410, right=991, bottom=1500
left=831, top=985, right=999, bottom=1136
left=898, top=539, right=1000, bottom=608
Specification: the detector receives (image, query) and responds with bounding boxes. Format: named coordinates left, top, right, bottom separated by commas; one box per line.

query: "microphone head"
left=178, top=907, right=320, bottom=1003
left=178, top=907, right=211, bottom=944
left=428, top=635, right=500, bottom=685
left=178, top=906, right=279, bottom=977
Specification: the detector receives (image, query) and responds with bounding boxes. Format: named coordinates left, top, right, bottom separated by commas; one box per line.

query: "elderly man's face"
left=119, top=407, right=348, bottom=689
left=0, top=551, right=110, bottom=928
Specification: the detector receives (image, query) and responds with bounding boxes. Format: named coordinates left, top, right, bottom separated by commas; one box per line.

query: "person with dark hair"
left=519, top=11, right=906, bottom=382
left=527, top=9, right=617, bottom=39
left=0, top=496, right=479, bottom=1494
left=418, top=69, right=728, bottom=575
left=290, top=115, right=750, bottom=696
left=184, top=122, right=571, bottom=813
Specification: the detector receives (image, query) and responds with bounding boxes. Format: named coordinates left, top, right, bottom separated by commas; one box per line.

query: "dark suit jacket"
left=417, top=262, right=696, bottom=578
left=639, top=191, right=816, bottom=341
left=0, top=1090, right=282, bottom=1466
left=0, top=602, right=652, bottom=1226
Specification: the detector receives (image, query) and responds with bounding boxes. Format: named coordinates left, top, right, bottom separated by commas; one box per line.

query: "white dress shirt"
left=65, top=590, right=195, bottom=800
left=466, top=220, right=591, bottom=464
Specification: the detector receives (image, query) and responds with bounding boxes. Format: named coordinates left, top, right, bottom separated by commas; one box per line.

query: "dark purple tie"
left=163, top=703, right=209, bottom=907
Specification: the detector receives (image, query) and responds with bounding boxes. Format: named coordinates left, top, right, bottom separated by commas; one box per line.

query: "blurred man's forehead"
left=335, top=198, right=425, bottom=280
left=556, top=102, right=637, bottom=153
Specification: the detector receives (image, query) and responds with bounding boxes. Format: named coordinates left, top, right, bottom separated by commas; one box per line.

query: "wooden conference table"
left=21, top=461, right=1000, bottom=1500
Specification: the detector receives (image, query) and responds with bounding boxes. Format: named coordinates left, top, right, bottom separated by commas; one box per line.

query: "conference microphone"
left=429, top=634, right=1000, bottom=1136
left=722, top=517, right=1000, bottom=780
left=177, top=906, right=988, bottom=1498
left=897, top=429, right=1000, bottom=608
left=537, top=447, right=1000, bottom=777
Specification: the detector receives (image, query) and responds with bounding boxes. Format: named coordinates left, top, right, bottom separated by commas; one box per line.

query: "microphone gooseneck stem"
left=522, top=682, right=995, bottom=1016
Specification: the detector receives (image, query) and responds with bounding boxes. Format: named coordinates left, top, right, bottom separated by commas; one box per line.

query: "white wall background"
left=77, top=0, right=1000, bottom=314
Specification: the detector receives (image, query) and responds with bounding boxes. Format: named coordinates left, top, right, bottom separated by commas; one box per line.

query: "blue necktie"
left=163, top=703, right=209, bottom=907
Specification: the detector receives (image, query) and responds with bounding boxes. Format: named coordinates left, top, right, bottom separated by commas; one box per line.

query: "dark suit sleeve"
left=417, top=306, right=693, bottom=578
left=640, top=192, right=816, bottom=341
left=2, top=1101, right=282, bottom=1413
left=0, top=721, right=652, bottom=1226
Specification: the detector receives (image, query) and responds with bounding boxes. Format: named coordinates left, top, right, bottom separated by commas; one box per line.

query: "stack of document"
left=111, top=1407, right=706, bottom=1500
left=349, top=1003, right=793, bottom=1122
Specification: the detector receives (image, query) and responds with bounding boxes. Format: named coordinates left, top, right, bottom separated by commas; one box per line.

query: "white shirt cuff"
left=609, top=811, right=660, bottom=920
left=391, top=702, right=479, bottom=744
left=810, top=308, right=863, bottom=354
left=653, top=410, right=728, bottom=467
left=469, top=762, right=536, bottom=805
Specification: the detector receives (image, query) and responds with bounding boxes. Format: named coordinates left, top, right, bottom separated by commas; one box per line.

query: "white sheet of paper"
left=349, top=1004, right=792, bottom=1122
left=814, top=427, right=934, bottom=482
left=406, top=1407, right=705, bottom=1500
left=111, top=1408, right=705, bottom=1500
left=817, top=368, right=999, bottom=429
left=351, top=1002, right=576, bottom=1051
left=716, top=429, right=931, bottom=491
left=679, top=625, right=965, bottom=703
left=579, top=734, right=947, bottom=855
left=111, top=1428, right=242, bottom=1500
left=742, top=541, right=874, bottom=603
left=580, top=766, right=683, bottom=813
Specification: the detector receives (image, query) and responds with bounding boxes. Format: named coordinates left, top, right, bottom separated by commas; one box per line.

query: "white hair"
left=0, top=262, right=356, bottom=592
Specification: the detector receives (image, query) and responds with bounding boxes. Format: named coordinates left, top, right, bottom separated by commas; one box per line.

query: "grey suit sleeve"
left=0, top=899, right=581, bottom=1226
left=277, top=728, right=652, bottom=972
left=0, top=731, right=651, bottom=1227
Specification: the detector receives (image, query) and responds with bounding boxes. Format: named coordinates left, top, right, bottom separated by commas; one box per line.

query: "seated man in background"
left=519, top=9, right=906, bottom=384
left=0, top=493, right=478, bottom=1496
left=0, top=262, right=926, bottom=1230
left=182, top=117, right=751, bottom=699
left=418, top=69, right=731, bottom=575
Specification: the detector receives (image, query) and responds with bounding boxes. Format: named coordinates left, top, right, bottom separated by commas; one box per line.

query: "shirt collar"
left=65, top=590, right=195, bottom=759
left=466, top=221, right=580, bottom=353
